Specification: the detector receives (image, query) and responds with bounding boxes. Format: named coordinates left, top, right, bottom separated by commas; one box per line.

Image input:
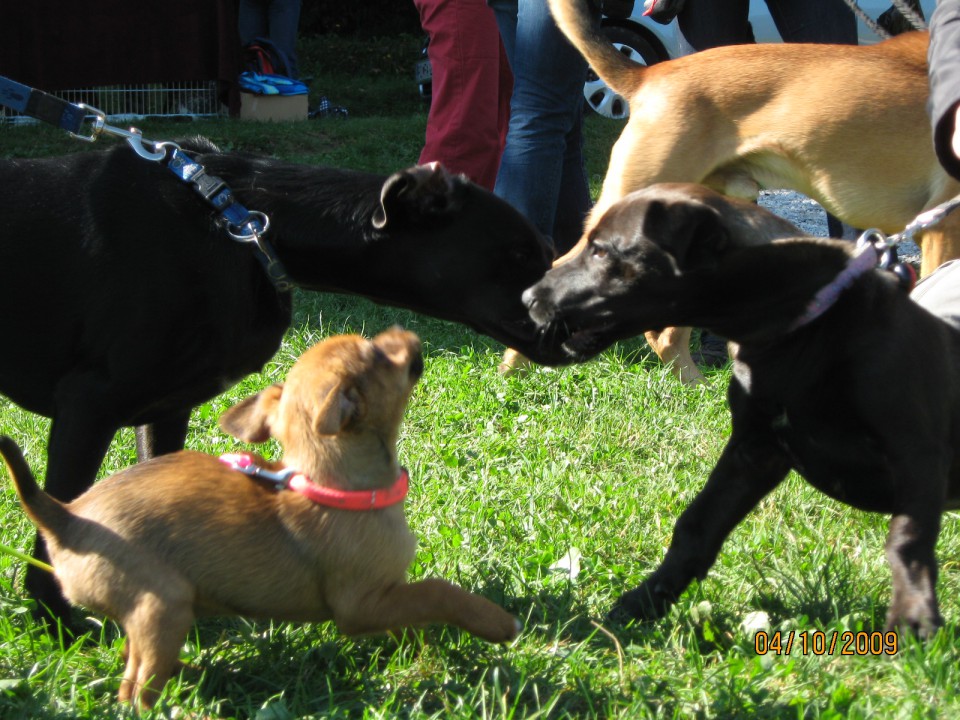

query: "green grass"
left=2, top=34, right=960, bottom=720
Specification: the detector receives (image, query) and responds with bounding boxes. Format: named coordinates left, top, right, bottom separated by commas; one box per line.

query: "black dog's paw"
left=886, top=604, right=944, bottom=640
left=607, top=582, right=677, bottom=626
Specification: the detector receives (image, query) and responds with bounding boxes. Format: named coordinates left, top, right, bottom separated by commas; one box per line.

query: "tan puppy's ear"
left=219, top=384, right=284, bottom=443
left=313, top=383, right=362, bottom=436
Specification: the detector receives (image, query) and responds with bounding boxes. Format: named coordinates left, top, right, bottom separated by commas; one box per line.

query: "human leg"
left=416, top=0, right=512, bottom=190
left=266, top=0, right=302, bottom=77
left=765, top=0, right=857, bottom=44
left=238, top=0, right=269, bottom=46
left=676, top=0, right=752, bottom=52
left=490, top=0, right=593, bottom=253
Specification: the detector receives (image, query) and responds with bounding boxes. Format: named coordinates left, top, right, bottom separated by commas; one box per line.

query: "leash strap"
left=0, top=74, right=293, bottom=292
left=0, top=76, right=86, bottom=133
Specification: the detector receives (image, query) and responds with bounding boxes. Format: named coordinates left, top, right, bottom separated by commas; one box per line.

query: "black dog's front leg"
left=886, top=508, right=944, bottom=637
left=611, top=433, right=791, bottom=623
left=135, top=411, right=191, bottom=462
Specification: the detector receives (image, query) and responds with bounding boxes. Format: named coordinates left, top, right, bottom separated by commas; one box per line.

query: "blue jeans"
left=239, top=0, right=302, bottom=78
left=677, top=0, right=857, bottom=51
left=489, top=0, right=596, bottom=255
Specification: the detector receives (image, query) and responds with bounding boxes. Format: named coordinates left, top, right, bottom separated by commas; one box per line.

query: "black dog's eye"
left=591, top=244, right=608, bottom=260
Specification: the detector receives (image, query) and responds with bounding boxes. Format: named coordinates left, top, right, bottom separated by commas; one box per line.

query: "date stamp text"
left=754, top=630, right=898, bottom=656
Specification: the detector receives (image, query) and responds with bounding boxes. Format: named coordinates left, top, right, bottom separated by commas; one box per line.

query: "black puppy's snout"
left=521, top=286, right=537, bottom=310
left=523, top=285, right=555, bottom=326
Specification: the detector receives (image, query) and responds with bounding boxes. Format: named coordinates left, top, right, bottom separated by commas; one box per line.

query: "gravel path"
left=757, top=189, right=922, bottom=266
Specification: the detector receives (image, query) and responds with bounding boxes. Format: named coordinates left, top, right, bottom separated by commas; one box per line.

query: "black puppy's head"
left=524, top=184, right=795, bottom=362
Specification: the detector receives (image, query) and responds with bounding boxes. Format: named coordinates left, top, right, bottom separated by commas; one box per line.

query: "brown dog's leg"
left=335, top=579, right=520, bottom=643
left=498, top=348, right=530, bottom=375
left=918, top=214, right=960, bottom=277
left=644, top=327, right=704, bottom=386
left=885, top=511, right=943, bottom=637
left=118, top=602, right=193, bottom=708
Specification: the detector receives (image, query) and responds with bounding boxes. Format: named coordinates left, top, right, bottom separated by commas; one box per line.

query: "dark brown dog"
left=0, top=328, right=519, bottom=708
left=524, top=183, right=960, bottom=636
left=501, top=0, right=960, bottom=385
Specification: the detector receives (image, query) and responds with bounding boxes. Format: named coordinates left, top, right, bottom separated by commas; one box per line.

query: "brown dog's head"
left=523, top=183, right=802, bottom=362
left=219, top=327, right=423, bottom=481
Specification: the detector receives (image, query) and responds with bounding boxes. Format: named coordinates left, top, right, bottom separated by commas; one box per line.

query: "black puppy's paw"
left=607, top=582, right=678, bottom=626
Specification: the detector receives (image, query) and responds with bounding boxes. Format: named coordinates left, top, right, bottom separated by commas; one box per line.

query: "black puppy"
left=524, top=183, right=960, bottom=636
left=0, top=136, right=556, bottom=626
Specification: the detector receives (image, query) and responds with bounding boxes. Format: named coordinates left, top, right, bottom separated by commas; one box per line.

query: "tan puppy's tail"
left=548, top=0, right=645, bottom=96
left=0, top=436, right=71, bottom=535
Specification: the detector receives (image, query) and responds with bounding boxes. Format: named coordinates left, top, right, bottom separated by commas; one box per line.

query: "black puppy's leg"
left=885, top=509, right=943, bottom=638
left=611, top=436, right=790, bottom=623
left=135, top=411, right=191, bottom=462
left=25, top=410, right=117, bottom=635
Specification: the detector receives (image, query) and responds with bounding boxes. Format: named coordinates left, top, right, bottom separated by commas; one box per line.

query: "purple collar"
left=788, top=245, right=878, bottom=331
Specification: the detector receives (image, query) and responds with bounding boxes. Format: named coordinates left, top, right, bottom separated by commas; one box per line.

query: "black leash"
left=0, top=75, right=294, bottom=292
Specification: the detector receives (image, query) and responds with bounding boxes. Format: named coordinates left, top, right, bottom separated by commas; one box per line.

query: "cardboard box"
left=240, top=92, right=308, bottom=122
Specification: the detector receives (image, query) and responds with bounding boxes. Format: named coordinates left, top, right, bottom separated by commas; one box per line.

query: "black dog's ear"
left=641, top=199, right=730, bottom=273
left=372, top=162, right=464, bottom=230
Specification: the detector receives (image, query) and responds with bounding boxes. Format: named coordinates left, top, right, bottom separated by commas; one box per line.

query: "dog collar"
left=219, top=452, right=409, bottom=510
left=788, top=235, right=915, bottom=332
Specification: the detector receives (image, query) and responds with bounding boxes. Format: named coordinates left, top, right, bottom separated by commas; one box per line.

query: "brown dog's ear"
left=313, top=383, right=362, bottom=436
left=372, top=162, right=463, bottom=230
left=641, top=199, right=730, bottom=273
left=219, top=384, right=284, bottom=443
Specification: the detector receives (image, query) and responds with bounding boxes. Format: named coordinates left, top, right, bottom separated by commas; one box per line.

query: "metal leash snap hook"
left=122, top=128, right=167, bottom=162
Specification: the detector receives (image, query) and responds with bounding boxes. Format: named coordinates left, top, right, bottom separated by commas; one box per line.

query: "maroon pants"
left=414, top=0, right=513, bottom=190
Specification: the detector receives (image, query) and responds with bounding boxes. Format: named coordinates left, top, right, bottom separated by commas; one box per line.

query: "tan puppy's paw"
left=498, top=348, right=531, bottom=376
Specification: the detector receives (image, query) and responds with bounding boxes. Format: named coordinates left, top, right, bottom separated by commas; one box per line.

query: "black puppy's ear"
left=641, top=199, right=730, bottom=273
left=219, top=384, right=284, bottom=443
left=372, top=162, right=463, bottom=230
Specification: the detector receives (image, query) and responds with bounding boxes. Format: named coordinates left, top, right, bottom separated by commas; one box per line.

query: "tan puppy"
left=0, top=328, right=519, bottom=708
left=502, top=0, right=960, bottom=384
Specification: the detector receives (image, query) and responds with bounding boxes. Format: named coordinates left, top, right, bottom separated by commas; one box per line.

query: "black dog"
left=0, top=136, right=557, bottom=626
left=524, top=183, right=960, bottom=636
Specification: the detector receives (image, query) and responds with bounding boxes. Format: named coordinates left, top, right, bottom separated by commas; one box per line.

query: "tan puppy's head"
left=219, top=326, right=423, bottom=482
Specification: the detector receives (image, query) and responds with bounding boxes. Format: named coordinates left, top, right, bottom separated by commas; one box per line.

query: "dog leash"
left=219, top=453, right=410, bottom=510
left=0, top=541, right=53, bottom=574
left=837, top=0, right=926, bottom=40
left=0, top=75, right=293, bottom=292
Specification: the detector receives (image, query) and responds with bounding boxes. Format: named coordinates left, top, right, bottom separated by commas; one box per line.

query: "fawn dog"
left=501, top=0, right=960, bottom=385
left=0, top=328, right=519, bottom=707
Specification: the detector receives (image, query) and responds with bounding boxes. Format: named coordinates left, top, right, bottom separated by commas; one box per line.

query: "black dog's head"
left=523, top=183, right=801, bottom=362
left=199, top=150, right=560, bottom=363
left=365, top=163, right=561, bottom=361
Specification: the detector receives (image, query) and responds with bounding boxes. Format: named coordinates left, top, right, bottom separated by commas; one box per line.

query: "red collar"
left=219, top=452, right=409, bottom=511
